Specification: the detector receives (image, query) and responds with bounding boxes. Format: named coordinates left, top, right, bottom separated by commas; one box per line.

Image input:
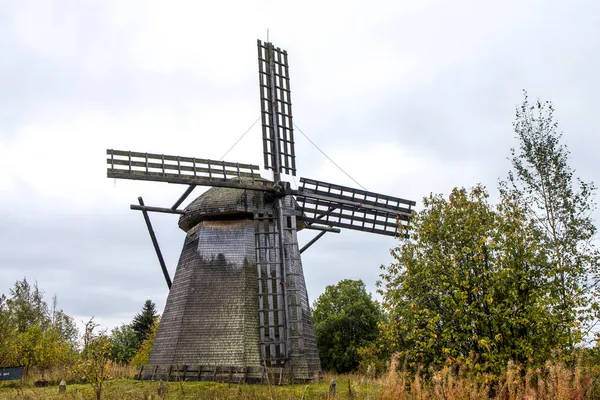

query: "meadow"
left=2, top=358, right=600, bottom=400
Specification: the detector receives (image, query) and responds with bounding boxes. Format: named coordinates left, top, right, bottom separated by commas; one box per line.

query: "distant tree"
left=131, top=319, right=159, bottom=367
left=7, top=278, right=49, bottom=332
left=1, top=279, right=78, bottom=375
left=378, top=186, right=560, bottom=373
left=50, top=295, right=79, bottom=348
left=500, top=92, right=599, bottom=349
left=0, top=295, right=18, bottom=366
left=35, top=327, right=74, bottom=378
left=132, top=300, right=158, bottom=344
left=109, top=324, right=140, bottom=365
left=312, top=279, right=382, bottom=373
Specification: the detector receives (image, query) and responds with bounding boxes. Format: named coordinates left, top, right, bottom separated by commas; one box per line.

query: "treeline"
left=312, top=93, right=600, bottom=375
left=0, top=278, right=159, bottom=379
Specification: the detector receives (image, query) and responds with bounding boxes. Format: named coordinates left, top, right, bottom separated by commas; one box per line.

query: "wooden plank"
left=255, top=214, right=268, bottom=363
left=297, top=195, right=410, bottom=224
left=299, top=177, right=416, bottom=207
left=265, top=218, right=277, bottom=362
left=271, top=217, right=287, bottom=363
left=297, top=197, right=405, bottom=230
left=302, top=217, right=406, bottom=237
left=107, top=170, right=273, bottom=191
left=107, top=149, right=260, bottom=171
left=297, top=187, right=413, bottom=216
left=108, top=159, right=259, bottom=179
left=276, top=49, right=290, bottom=175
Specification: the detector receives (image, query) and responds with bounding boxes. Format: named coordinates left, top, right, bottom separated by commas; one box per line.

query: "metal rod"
left=171, top=185, right=196, bottom=210
left=137, top=197, right=172, bottom=290
left=299, top=231, right=327, bottom=254
left=130, top=204, right=185, bottom=215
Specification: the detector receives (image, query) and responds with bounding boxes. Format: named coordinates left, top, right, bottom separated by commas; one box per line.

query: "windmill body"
left=148, top=186, right=320, bottom=380
left=106, top=40, right=416, bottom=383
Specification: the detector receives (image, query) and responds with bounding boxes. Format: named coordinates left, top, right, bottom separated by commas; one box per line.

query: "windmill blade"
left=257, top=40, right=296, bottom=176
left=107, top=149, right=271, bottom=191
left=295, top=178, right=416, bottom=237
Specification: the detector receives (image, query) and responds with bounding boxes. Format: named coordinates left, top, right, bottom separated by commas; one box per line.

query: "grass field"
left=0, top=379, right=366, bottom=399
left=0, top=374, right=371, bottom=400
left=2, top=359, right=599, bottom=399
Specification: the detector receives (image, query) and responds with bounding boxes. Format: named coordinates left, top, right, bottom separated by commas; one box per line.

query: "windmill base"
left=135, top=364, right=322, bottom=384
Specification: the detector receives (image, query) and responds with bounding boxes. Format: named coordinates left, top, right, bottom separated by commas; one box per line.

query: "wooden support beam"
left=130, top=204, right=185, bottom=215
left=300, top=230, right=327, bottom=254
left=172, top=185, right=196, bottom=210
left=303, top=224, right=341, bottom=233
left=137, top=197, right=172, bottom=290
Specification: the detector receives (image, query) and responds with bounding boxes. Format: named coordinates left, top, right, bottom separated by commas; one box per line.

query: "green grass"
left=0, top=375, right=376, bottom=399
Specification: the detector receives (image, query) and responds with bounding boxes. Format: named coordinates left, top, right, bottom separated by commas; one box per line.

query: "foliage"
left=34, top=327, right=75, bottom=377
left=6, top=278, right=48, bottom=333
left=357, top=342, right=388, bottom=377
left=131, top=318, right=159, bottom=367
left=131, top=300, right=158, bottom=344
left=378, top=185, right=561, bottom=373
left=500, top=91, right=599, bottom=348
left=0, top=278, right=78, bottom=377
left=75, top=318, right=111, bottom=400
left=0, top=295, right=18, bottom=366
left=50, top=295, right=79, bottom=347
left=109, top=324, right=139, bottom=365
left=312, top=279, right=382, bottom=373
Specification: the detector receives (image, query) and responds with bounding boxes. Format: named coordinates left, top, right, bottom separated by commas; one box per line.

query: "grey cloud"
left=2, top=0, right=600, bottom=330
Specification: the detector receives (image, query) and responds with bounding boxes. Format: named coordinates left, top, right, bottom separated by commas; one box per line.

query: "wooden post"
left=137, top=365, right=145, bottom=380
left=329, top=379, right=336, bottom=397
left=197, top=365, right=202, bottom=381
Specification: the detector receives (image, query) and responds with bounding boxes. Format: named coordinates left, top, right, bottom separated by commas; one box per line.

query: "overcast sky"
left=1, top=0, right=599, bottom=332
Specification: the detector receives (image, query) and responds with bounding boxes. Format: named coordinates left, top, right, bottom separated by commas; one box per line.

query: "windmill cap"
left=178, top=183, right=305, bottom=232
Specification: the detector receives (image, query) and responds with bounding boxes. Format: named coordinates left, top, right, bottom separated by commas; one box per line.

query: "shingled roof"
left=178, top=183, right=306, bottom=232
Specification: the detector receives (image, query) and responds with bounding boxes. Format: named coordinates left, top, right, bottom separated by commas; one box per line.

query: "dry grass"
left=1, top=358, right=599, bottom=399
left=378, top=355, right=600, bottom=400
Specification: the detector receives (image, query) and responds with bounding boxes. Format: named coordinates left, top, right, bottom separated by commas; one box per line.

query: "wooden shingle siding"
left=146, top=186, right=321, bottom=382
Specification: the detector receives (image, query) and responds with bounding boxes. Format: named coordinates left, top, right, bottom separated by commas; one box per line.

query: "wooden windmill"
left=107, top=39, right=416, bottom=383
